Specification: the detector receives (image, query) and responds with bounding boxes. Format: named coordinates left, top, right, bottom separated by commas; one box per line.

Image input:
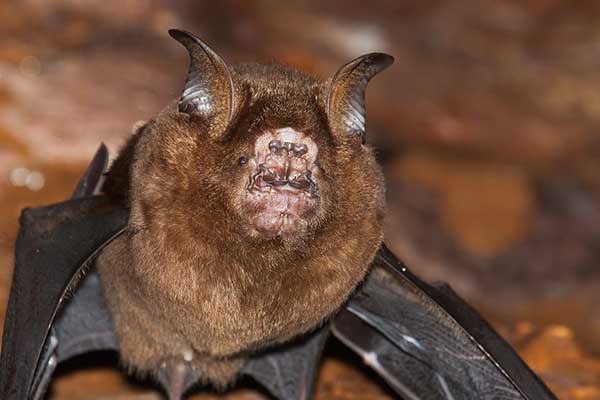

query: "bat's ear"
left=169, top=29, right=235, bottom=139
left=325, top=53, right=393, bottom=143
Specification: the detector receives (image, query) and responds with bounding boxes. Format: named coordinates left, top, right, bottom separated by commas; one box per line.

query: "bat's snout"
left=241, top=128, right=320, bottom=238
left=249, top=139, right=317, bottom=196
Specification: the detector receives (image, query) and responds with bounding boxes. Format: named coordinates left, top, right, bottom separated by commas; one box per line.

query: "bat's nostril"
left=261, top=172, right=288, bottom=187
left=288, top=179, right=310, bottom=190
left=271, top=179, right=288, bottom=187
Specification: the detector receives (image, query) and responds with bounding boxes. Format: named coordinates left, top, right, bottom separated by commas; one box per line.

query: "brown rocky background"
left=0, top=0, right=599, bottom=398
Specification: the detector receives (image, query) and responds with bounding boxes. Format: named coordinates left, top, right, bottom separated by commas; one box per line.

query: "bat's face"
left=240, top=126, right=320, bottom=238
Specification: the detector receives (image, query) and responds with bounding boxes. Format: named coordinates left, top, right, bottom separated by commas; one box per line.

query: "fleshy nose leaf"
left=325, top=53, right=394, bottom=143
left=169, top=29, right=235, bottom=139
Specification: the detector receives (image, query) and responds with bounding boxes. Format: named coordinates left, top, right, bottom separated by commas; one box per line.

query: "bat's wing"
left=241, top=326, right=329, bottom=400
left=72, top=143, right=109, bottom=198
left=331, top=244, right=558, bottom=400
left=0, top=145, right=128, bottom=400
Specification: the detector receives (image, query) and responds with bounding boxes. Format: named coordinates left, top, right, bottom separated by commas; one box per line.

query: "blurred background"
left=1, top=0, right=599, bottom=398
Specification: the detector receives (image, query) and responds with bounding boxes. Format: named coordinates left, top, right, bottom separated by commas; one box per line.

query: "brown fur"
left=97, top=62, right=386, bottom=387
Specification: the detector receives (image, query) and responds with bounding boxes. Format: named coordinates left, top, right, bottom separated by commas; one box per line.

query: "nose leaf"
left=261, top=140, right=312, bottom=187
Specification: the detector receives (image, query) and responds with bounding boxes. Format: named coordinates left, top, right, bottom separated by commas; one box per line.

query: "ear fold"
left=169, top=29, right=235, bottom=138
left=325, top=53, right=394, bottom=143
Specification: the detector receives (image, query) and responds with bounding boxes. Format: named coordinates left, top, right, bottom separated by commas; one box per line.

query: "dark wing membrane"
left=29, top=145, right=122, bottom=400
left=53, top=272, right=119, bottom=363
left=0, top=196, right=127, bottom=400
left=29, top=272, right=119, bottom=400
left=242, top=327, right=329, bottom=400
left=331, top=244, right=558, bottom=400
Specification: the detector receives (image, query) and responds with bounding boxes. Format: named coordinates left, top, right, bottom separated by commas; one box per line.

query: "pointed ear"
left=325, top=53, right=394, bottom=143
left=169, top=29, right=235, bottom=138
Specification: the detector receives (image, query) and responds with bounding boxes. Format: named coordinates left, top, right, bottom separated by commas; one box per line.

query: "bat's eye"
left=238, top=156, right=248, bottom=166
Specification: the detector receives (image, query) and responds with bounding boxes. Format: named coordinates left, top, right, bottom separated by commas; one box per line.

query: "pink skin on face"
left=243, top=128, right=320, bottom=237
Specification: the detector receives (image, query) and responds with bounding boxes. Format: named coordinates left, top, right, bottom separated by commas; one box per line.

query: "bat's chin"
left=243, top=185, right=318, bottom=238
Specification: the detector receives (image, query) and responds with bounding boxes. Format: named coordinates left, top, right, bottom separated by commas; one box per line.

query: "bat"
left=0, top=29, right=558, bottom=400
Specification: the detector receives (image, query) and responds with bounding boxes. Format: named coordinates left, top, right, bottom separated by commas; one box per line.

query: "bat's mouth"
left=243, top=128, right=320, bottom=238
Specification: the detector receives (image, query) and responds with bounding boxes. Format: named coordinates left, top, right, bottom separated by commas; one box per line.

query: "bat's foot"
left=167, top=361, right=188, bottom=400
left=156, top=356, right=196, bottom=400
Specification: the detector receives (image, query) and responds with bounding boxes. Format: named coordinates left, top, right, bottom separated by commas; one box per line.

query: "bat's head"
left=128, top=29, right=392, bottom=249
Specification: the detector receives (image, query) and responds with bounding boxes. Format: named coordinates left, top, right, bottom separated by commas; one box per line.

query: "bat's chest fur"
left=136, top=252, right=323, bottom=354
left=97, top=230, right=375, bottom=384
